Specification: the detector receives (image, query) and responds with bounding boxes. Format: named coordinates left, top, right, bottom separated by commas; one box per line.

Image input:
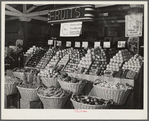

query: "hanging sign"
left=125, top=14, right=143, bottom=37
left=60, top=21, right=82, bottom=37
left=75, top=42, right=80, bottom=47
left=57, top=41, right=61, bottom=46
left=103, top=42, right=111, bottom=48
left=94, top=42, right=101, bottom=48
left=128, top=37, right=139, bottom=54
left=117, top=41, right=126, bottom=48
left=48, top=40, right=53, bottom=45
left=48, top=5, right=95, bottom=23
left=66, top=41, right=71, bottom=47
left=82, top=42, right=88, bottom=48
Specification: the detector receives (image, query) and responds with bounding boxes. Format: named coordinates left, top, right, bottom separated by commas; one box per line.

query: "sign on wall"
left=48, top=5, right=95, bottom=23
left=60, top=21, right=82, bottom=37
left=128, top=37, right=139, bottom=54
left=117, top=41, right=126, bottom=48
left=66, top=41, right=71, bottom=47
left=75, top=42, right=80, bottom=47
left=82, top=42, right=88, bottom=48
left=94, top=42, right=100, bottom=48
left=57, top=41, right=61, bottom=46
left=125, top=14, right=143, bottom=37
left=103, top=42, right=111, bottom=48
left=48, top=40, right=53, bottom=45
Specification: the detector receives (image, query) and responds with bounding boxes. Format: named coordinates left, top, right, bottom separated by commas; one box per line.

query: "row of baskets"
left=5, top=73, right=133, bottom=109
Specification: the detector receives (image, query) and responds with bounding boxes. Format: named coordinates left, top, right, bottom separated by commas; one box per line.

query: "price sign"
left=118, top=41, right=126, bottom=48
left=48, top=40, right=53, bottom=45
left=94, top=42, right=101, bottom=48
left=75, top=42, right=80, bottom=47
left=82, top=42, right=88, bottom=48
left=57, top=41, right=61, bottom=46
left=103, top=42, right=111, bottom=48
left=66, top=41, right=71, bottom=47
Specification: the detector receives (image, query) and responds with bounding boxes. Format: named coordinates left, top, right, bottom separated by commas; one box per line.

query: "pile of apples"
left=24, top=46, right=39, bottom=56
left=122, top=54, right=143, bottom=72
left=36, top=49, right=55, bottom=69
left=58, top=54, right=70, bottom=66
left=38, top=69, right=59, bottom=78
left=106, top=49, right=133, bottom=71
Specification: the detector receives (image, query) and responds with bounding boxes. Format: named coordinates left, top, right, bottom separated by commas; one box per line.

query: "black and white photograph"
left=1, top=1, right=148, bottom=120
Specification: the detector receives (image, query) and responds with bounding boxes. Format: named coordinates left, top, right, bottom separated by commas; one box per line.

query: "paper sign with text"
left=60, top=22, right=82, bottom=37
left=66, top=41, right=71, bottom=47
left=118, top=41, right=126, bottom=48
left=94, top=42, right=101, bottom=48
left=57, top=41, right=61, bottom=46
left=103, top=42, right=110, bottom=48
left=75, top=42, right=80, bottom=47
left=82, top=42, right=88, bottom=48
left=48, top=40, right=53, bottom=45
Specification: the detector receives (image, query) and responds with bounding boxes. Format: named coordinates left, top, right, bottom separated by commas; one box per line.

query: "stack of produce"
left=122, top=54, right=143, bottom=73
left=105, top=49, right=133, bottom=72
left=88, top=46, right=108, bottom=76
left=57, top=54, right=70, bottom=67
left=37, top=86, right=70, bottom=109
left=71, top=94, right=114, bottom=109
left=36, top=49, right=56, bottom=69
left=26, top=49, right=46, bottom=67
left=64, top=49, right=86, bottom=73
left=76, top=48, right=93, bottom=74
left=24, top=46, right=38, bottom=56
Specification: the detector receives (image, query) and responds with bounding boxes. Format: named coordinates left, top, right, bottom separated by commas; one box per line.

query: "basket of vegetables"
left=93, top=79, right=133, bottom=105
left=71, top=94, right=114, bottom=109
left=37, top=86, right=70, bottom=109
left=57, top=72, right=87, bottom=94
left=17, top=71, right=40, bottom=101
left=39, top=69, right=60, bottom=88
left=5, top=76, right=20, bottom=95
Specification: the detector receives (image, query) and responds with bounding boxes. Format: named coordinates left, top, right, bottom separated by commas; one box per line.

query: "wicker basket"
left=37, top=93, right=69, bottom=109
left=58, top=78, right=87, bottom=94
left=93, top=84, right=133, bottom=105
left=17, top=86, right=39, bottom=101
left=13, top=72, right=24, bottom=80
left=5, top=83, right=17, bottom=95
left=40, top=76, right=60, bottom=88
left=71, top=98, right=112, bottom=109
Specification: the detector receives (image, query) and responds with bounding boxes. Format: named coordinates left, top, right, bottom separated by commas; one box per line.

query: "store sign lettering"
left=48, top=5, right=95, bottom=23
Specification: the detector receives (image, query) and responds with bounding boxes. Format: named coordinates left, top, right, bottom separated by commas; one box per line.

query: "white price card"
left=82, top=42, right=88, bottom=48
left=103, top=42, right=111, bottom=48
left=75, top=42, right=80, bottom=47
left=66, top=41, right=71, bottom=47
left=94, top=42, right=100, bottom=48
left=118, top=41, right=126, bottom=48
left=57, top=41, right=61, bottom=46
left=48, top=40, right=53, bottom=45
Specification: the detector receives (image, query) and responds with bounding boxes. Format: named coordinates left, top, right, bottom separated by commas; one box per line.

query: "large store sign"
left=48, top=5, right=95, bottom=23
left=60, top=21, right=82, bottom=37
left=125, top=14, right=143, bottom=37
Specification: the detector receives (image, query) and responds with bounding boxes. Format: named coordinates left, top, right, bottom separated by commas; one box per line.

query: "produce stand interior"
left=5, top=4, right=144, bottom=109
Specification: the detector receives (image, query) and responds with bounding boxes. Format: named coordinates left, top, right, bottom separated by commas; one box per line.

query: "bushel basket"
left=5, top=83, right=17, bottom=95
left=93, top=84, right=133, bottom=105
left=13, top=72, right=24, bottom=81
left=40, top=76, right=60, bottom=88
left=37, top=93, right=69, bottom=109
left=17, top=86, right=39, bottom=101
left=58, top=78, right=86, bottom=94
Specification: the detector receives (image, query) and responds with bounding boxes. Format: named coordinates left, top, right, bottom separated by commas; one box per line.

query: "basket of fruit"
left=16, top=72, right=40, bottom=101
left=57, top=72, right=87, bottom=94
left=37, top=86, right=70, bottom=109
left=39, top=69, right=60, bottom=88
left=13, top=68, right=25, bottom=81
left=93, top=79, right=133, bottom=105
left=5, top=76, right=20, bottom=95
left=71, top=94, right=114, bottom=109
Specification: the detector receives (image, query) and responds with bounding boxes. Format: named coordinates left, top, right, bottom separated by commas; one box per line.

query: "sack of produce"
left=71, top=94, right=114, bottom=109
left=17, top=71, right=40, bottom=101
left=93, top=79, right=133, bottom=105
left=5, top=76, right=20, bottom=95
left=39, top=69, right=60, bottom=88
left=37, top=86, right=70, bottom=109
left=57, top=72, right=87, bottom=94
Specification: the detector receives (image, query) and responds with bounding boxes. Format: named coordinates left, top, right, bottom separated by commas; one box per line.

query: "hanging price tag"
left=57, top=41, right=61, bottom=46
left=66, top=41, right=71, bottom=47
left=82, top=42, right=88, bottom=48
left=94, top=42, right=100, bottom=48
left=75, top=42, right=80, bottom=47
left=103, top=42, right=111, bottom=48
left=117, top=41, right=126, bottom=48
left=48, top=40, right=53, bottom=45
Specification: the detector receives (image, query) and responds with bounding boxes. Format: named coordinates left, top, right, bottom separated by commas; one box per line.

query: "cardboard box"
left=20, top=98, right=43, bottom=109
